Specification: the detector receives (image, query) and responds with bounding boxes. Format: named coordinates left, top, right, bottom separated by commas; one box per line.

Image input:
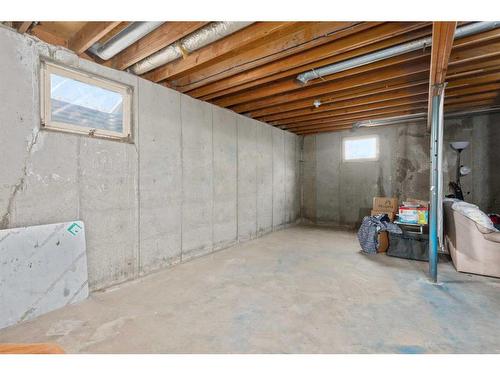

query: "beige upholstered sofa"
left=443, top=200, right=500, bottom=278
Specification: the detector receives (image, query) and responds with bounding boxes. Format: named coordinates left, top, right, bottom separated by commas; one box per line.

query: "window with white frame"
left=41, top=61, right=132, bottom=140
left=342, top=135, right=379, bottom=161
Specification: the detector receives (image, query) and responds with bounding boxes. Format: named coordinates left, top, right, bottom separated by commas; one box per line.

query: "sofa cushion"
left=452, top=201, right=498, bottom=232
left=484, top=232, right=500, bottom=243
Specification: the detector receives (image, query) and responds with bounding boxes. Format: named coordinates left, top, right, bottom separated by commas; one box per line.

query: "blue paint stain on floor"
left=396, top=345, right=427, bottom=354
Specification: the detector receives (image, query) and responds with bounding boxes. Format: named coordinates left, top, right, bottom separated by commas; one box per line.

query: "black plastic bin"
left=387, top=231, right=429, bottom=261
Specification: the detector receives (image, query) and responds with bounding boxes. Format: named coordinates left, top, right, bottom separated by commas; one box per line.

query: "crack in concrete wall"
left=0, top=129, right=40, bottom=229
left=0, top=26, right=301, bottom=291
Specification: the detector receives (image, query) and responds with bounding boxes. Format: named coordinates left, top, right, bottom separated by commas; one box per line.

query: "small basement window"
left=342, top=135, right=379, bottom=162
left=41, top=61, right=132, bottom=140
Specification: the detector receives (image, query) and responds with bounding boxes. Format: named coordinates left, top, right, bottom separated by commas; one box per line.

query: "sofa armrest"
left=483, top=232, right=500, bottom=243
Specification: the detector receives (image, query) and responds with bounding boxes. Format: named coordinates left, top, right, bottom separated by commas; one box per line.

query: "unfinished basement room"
left=1, top=3, right=500, bottom=365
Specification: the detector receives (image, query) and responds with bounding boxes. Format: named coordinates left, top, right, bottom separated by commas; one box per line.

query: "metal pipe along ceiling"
left=297, top=21, right=500, bottom=84
left=353, top=106, right=500, bottom=128
left=130, top=21, right=254, bottom=75
left=89, top=22, right=165, bottom=60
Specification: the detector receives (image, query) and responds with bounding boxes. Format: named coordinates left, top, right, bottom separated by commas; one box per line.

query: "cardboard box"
left=371, top=210, right=395, bottom=221
left=377, top=231, right=389, bottom=253
left=373, top=197, right=398, bottom=213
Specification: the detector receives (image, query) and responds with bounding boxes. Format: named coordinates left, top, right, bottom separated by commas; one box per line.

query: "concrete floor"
left=1, top=225, right=500, bottom=353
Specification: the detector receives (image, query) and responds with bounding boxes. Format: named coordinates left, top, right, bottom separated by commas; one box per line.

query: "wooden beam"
left=143, top=22, right=296, bottom=82
left=189, top=22, right=431, bottom=100
left=247, top=77, right=430, bottom=118
left=292, top=94, right=500, bottom=135
left=30, top=25, right=68, bottom=48
left=259, top=83, right=429, bottom=122
left=294, top=111, right=428, bottom=134
left=449, top=40, right=500, bottom=67
left=447, top=56, right=500, bottom=79
left=429, top=22, right=457, bottom=92
left=447, top=70, right=500, bottom=88
left=17, top=22, right=32, bottom=33
left=451, top=26, right=500, bottom=49
left=446, top=82, right=500, bottom=99
left=295, top=99, right=499, bottom=135
left=169, top=22, right=368, bottom=92
left=107, top=22, right=209, bottom=70
left=444, top=91, right=500, bottom=105
left=240, top=57, right=500, bottom=119
left=215, top=51, right=429, bottom=108
left=284, top=103, right=429, bottom=130
left=198, top=23, right=498, bottom=109
left=69, top=21, right=121, bottom=55
left=287, top=106, right=428, bottom=131
left=427, top=22, right=457, bottom=129
left=228, top=60, right=430, bottom=113
left=271, top=94, right=429, bottom=126
left=254, top=73, right=499, bottom=125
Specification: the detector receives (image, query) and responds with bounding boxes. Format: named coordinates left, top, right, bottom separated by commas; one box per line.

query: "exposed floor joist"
left=68, top=22, right=121, bottom=55
left=6, top=20, right=500, bottom=135
left=106, top=22, right=209, bottom=71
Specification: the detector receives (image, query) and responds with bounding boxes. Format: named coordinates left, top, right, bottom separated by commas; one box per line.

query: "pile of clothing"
left=357, top=214, right=402, bottom=254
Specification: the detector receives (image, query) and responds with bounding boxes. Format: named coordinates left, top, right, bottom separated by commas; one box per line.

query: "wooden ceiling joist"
left=258, top=83, right=430, bottom=123
left=68, top=22, right=121, bottom=55
left=30, top=24, right=68, bottom=48
left=170, top=22, right=364, bottom=93
left=270, top=94, right=430, bottom=127
left=191, top=22, right=431, bottom=100
left=107, top=22, right=209, bottom=71
left=213, top=52, right=430, bottom=109
left=287, top=105, right=429, bottom=131
left=16, top=22, right=32, bottom=33
left=229, top=61, right=431, bottom=113
left=143, top=22, right=297, bottom=82
left=247, top=55, right=500, bottom=121
left=246, top=78, right=431, bottom=118
left=293, top=93, right=500, bottom=134
left=10, top=20, right=500, bottom=135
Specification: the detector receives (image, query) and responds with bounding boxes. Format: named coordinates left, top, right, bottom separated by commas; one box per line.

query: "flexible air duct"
left=89, top=22, right=165, bottom=60
left=130, top=21, right=254, bottom=75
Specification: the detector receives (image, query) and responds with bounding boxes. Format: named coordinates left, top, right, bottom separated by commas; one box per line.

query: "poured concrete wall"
left=444, top=113, right=500, bottom=213
left=0, top=26, right=300, bottom=291
left=302, top=117, right=500, bottom=228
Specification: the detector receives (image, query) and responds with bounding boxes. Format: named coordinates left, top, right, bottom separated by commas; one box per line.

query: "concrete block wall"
left=302, top=117, right=500, bottom=228
left=0, top=26, right=300, bottom=291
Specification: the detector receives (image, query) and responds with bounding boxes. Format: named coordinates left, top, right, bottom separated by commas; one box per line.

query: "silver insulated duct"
left=89, top=21, right=165, bottom=60
left=130, top=21, right=254, bottom=75
left=297, top=21, right=500, bottom=84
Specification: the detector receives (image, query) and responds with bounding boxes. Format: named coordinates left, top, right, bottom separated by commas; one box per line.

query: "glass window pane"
left=50, top=73, right=124, bottom=133
left=344, top=137, right=377, bottom=160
